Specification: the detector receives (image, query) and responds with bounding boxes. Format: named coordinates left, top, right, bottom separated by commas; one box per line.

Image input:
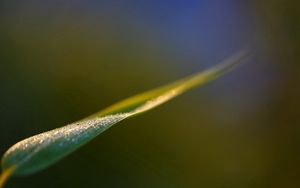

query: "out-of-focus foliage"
left=0, top=1, right=299, bottom=188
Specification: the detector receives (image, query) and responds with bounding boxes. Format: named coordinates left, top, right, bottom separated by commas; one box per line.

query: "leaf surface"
left=1, top=51, right=248, bottom=178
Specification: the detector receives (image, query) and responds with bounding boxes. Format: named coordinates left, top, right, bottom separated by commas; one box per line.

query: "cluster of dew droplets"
left=2, top=114, right=129, bottom=170
left=3, top=88, right=181, bottom=171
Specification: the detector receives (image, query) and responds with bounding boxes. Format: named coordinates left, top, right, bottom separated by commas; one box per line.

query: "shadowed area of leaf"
left=0, top=50, right=249, bottom=187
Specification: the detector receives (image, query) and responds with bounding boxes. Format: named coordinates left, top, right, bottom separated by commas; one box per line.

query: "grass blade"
left=0, top=51, right=249, bottom=185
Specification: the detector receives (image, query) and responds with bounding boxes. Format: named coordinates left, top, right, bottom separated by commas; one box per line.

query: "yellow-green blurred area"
left=0, top=1, right=299, bottom=188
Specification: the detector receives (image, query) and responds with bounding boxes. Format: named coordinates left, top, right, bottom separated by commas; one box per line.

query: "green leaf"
left=0, top=51, right=249, bottom=185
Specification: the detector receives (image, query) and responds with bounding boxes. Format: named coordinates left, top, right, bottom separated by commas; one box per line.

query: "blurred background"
left=0, top=1, right=299, bottom=187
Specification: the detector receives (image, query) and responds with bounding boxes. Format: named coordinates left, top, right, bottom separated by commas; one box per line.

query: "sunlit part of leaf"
left=89, top=51, right=248, bottom=117
left=0, top=167, right=14, bottom=188
left=0, top=51, right=249, bottom=182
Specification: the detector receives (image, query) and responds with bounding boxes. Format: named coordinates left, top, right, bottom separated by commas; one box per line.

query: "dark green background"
left=0, top=1, right=299, bottom=187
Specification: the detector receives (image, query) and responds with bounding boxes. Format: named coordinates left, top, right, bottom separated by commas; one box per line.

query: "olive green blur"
left=0, top=1, right=300, bottom=188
